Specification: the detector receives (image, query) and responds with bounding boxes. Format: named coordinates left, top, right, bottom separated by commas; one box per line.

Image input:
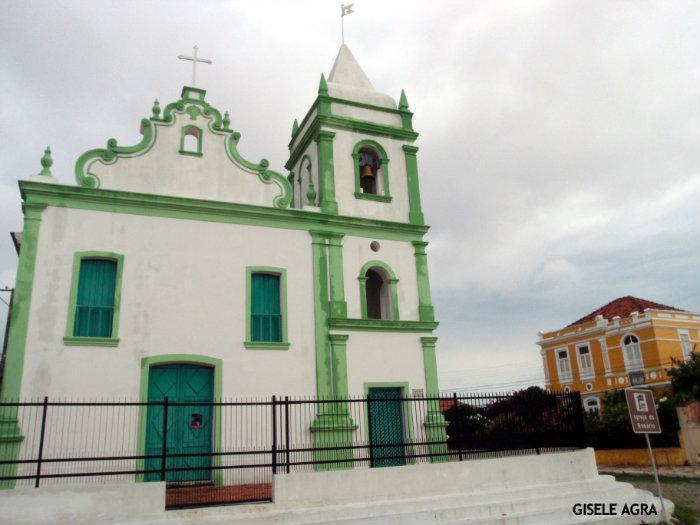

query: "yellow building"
left=537, top=296, right=699, bottom=412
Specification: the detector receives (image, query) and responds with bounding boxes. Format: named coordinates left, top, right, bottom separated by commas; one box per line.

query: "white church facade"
left=0, top=45, right=446, bottom=474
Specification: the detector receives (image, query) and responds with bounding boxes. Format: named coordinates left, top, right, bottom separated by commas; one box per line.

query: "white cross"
left=177, top=45, right=212, bottom=87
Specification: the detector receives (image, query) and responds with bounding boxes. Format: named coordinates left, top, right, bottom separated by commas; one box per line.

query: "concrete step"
left=155, top=476, right=669, bottom=525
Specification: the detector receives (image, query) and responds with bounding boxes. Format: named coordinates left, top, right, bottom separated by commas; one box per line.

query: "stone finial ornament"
left=151, top=99, right=161, bottom=119
left=223, top=111, right=231, bottom=130
left=399, top=89, right=410, bottom=111
left=39, top=146, right=53, bottom=176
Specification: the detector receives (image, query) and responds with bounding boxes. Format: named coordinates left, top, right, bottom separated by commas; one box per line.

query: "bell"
left=361, top=164, right=375, bottom=179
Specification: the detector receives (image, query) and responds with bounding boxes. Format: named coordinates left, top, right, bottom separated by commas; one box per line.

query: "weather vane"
left=341, top=4, right=355, bottom=44
left=177, top=45, right=212, bottom=87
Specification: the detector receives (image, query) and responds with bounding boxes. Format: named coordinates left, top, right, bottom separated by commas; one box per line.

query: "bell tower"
left=285, top=44, right=424, bottom=226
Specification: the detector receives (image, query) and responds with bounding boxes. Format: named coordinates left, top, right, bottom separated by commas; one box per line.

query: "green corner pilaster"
left=309, top=232, right=355, bottom=470
left=403, top=145, right=424, bottom=225
left=420, top=337, right=448, bottom=462
left=315, top=131, right=337, bottom=215
left=0, top=202, right=45, bottom=487
left=412, top=241, right=435, bottom=322
left=327, top=234, right=347, bottom=318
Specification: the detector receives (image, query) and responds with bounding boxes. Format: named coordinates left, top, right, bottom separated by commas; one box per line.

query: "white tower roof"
left=326, top=44, right=396, bottom=109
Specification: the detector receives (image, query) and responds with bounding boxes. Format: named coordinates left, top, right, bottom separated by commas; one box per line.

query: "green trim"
left=420, top=337, right=449, bottom=462
left=179, top=125, right=203, bottom=157
left=328, top=318, right=438, bottom=332
left=352, top=140, right=391, bottom=202
left=245, top=267, right=289, bottom=349
left=412, top=241, right=435, bottom=322
left=326, top=233, right=347, bottom=318
left=398, top=90, right=414, bottom=131
left=310, top=232, right=333, bottom=400
left=75, top=119, right=156, bottom=188
left=63, top=336, right=120, bottom=347
left=20, top=181, right=429, bottom=242
left=64, top=251, right=124, bottom=344
left=75, top=87, right=292, bottom=209
left=358, top=260, right=400, bottom=321
left=403, top=145, right=424, bottom=225
left=354, top=192, right=392, bottom=203
left=0, top=203, right=44, bottom=487
left=137, top=354, right=223, bottom=485
left=315, top=131, right=337, bottom=215
left=363, top=382, right=416, bottom=466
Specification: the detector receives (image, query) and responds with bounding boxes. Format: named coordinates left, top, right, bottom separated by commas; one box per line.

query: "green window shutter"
left=250, top=273, right=281, bottom=342
left=73, top=259, right=117, bottom=337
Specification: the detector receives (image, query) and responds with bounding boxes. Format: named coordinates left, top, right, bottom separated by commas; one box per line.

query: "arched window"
left=359, top=261, right=399, bottom=321
left=622, top=334, right=643, bottom=370
left=359, top=147, right=381, bottom=194
left=353, top=141, right=391, bottom=202
left=180, top=126, right=202, bottom=156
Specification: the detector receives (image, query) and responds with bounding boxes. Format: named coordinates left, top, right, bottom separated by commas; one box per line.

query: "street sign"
left=625, top=388, right=662, bottom=434
left=624, top=387, right=667, bottom=522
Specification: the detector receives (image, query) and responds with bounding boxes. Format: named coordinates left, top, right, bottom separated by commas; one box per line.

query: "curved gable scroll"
left=74, top=87, right=292, bottom=209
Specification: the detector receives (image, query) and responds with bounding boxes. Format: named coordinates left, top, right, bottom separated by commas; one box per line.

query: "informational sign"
left=625, top=388, right=661, bottom=434
left=412, top=388, right=424, bottom=398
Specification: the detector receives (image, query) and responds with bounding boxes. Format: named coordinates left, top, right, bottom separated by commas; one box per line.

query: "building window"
left=622, top=334, right=643, bottom=371
left=577, top=344, right=594, bottom=380
left=245, top=267, right=289, bottom=349
left=556, top=348, right=572, bottom=383
left=64, top=252, right=124, bottom=346
left=679, top=331, right=693, bottom=360
left=179, top=125, right=202, bottom=156
left=585, top=398, right=600, bottom=414
left=359, top=261, right=399, bottom=321
left=352, top=140, right=391, bottom=202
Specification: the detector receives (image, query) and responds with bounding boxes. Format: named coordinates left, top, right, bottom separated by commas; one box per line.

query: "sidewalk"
left=600, top=465, right=700, bottom=478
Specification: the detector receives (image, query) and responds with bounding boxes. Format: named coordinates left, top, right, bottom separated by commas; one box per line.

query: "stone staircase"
left=149, top=449, right=672, bottom=525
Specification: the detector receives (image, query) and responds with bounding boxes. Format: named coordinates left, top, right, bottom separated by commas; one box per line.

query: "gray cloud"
left=1, top=1, right=698, bottom=392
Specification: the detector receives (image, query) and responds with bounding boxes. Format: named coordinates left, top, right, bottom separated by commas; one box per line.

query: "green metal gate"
left=145, top=364, right=213, bottom=482
left=368, top=387, right=406, bottom=467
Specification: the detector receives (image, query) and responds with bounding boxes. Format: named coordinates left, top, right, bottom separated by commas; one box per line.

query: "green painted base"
left=311, top=413, right=357, bottom=471
left=425, top=412, right=449, bottom=463
left=0, top=417, right=23, bottom=489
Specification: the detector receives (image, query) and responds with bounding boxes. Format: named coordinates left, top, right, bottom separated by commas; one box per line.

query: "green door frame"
left=363, top=382, right=415, bottom=466
left=137, top=354, right=223, bottom=485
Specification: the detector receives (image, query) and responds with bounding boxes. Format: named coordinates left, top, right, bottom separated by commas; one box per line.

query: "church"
left=0, top=43, right=445, bottom=464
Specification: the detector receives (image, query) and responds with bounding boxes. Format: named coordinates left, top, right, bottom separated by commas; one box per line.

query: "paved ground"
left=600, top=465, right=700, bottom=479
left=608, top=472, right=700, bottom=521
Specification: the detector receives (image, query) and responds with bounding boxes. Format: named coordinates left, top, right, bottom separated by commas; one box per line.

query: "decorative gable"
left=74, top=87, right=292, bottom=208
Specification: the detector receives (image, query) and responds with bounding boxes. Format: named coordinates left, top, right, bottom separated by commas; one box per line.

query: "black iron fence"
left=0, top=391, right=585, bottom=508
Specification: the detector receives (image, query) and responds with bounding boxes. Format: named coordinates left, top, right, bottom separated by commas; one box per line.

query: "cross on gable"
left=177, top=45, right=212, bottom=87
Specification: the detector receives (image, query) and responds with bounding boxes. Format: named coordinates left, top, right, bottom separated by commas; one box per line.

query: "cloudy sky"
left=1, top=1, right=698, bottom=392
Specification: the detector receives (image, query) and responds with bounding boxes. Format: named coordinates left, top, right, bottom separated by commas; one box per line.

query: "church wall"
left=344, top=332, right=427, bottom=396
left=89, top=116, right=284, bottom=207
left=330, top=132, right=411, bottom=222
left=20, top=206, right=318, bottom=401
left=342, top=236, right=420, bottom=321
left=330, top=103, right=403, bottom=127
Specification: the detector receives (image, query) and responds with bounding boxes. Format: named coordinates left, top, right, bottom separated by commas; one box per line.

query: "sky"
left=0, top=1, right=698, bottom=393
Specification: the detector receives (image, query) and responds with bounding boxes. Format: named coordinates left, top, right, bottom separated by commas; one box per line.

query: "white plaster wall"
left=342, top=236, right=420, bottom=321
left=330, top=103, right=402, bottom=127
left=344, top=332, right=426, bottom=397
left=21, top=207, right=318, bottom=400
left=89, top=112, right=284, bottom=206
left=329, top=129, right=411, bottom=222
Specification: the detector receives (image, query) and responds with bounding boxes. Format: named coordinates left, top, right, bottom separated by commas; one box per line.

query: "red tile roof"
left=567, top=296, right=683, bottom=327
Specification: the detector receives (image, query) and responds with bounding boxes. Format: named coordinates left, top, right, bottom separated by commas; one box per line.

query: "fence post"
left=160, top=396, right=169, bottom=482
left=453, top=393, right=463, bottom=461
left=34, top=396, right=49, bottom=488
left=366, top=394, right=374, bottom=467
left=271, top=395, right=277, bottom=475
left=284, top=396, right=290, bottom=474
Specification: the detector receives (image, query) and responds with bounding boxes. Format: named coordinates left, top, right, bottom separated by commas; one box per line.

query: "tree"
left=668, top=351, right=700, bottom=405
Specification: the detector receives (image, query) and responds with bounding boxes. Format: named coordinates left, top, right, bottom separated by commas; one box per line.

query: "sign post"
left=624, top=388, right=668, bottom=523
